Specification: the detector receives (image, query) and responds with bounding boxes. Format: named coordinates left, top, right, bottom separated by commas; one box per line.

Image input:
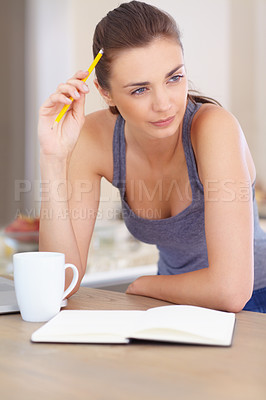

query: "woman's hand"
left=126, top=276, right=148, bottom=296
left=38, top=70, right=90, bottom=160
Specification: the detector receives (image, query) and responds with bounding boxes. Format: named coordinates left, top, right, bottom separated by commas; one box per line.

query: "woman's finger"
left=66, top=78, right=90, bottom=94
left=71, top=92, right=86, bottom=121
left=55, top=81, right=89, bottom=100
left=55, top=83, right=82, bottom=100
left=72, top=70, right=90, bottom=80
left=40, top=69, right=90, bottom=116
left=40, top=94, right=72, bottom=116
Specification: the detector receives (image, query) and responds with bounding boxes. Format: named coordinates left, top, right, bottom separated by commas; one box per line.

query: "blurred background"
left=0, top=0, right=266, bottom=285
left=1, top=0, right=266, bottom=225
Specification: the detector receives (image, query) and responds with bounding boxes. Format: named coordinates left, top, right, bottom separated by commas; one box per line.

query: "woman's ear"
left=94, top=79, right=115, bottom=106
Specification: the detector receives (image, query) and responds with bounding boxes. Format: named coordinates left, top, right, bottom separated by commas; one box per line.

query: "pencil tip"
left=51, top=121, right=58, bottom=130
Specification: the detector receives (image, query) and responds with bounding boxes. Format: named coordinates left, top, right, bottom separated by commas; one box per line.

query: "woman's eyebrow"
left=166, top=64, right=184, bottom=78
left=123, top=64, right=184, bottom=88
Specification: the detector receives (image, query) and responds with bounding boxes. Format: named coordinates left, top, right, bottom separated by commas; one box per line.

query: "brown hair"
left=93, top=1, right=220, bottom=114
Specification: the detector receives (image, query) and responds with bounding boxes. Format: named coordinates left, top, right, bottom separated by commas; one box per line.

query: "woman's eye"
left=131, top=87, right=147, bottom=96
left=169, top=74, right=184, bottom=83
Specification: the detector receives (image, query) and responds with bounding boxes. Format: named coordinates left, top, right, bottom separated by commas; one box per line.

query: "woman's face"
left=106, top=37, right=188, bottom=140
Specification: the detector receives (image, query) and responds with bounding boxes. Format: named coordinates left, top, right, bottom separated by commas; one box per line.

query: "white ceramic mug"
left=13, top=252, right=79, bottom=322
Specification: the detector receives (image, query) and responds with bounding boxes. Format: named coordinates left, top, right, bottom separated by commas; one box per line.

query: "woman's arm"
left=38, top=71, right=101, bottom=296
left=39, top=149, right=101, bottom=296
left=127, top=106, right=254, bottom=312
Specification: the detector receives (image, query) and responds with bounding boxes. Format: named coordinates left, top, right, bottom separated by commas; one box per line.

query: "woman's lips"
left=149, top=115, right=175, bottom=128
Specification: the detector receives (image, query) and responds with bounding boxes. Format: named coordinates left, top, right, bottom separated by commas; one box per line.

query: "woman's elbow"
left=221, top=285, right=253, bottom=313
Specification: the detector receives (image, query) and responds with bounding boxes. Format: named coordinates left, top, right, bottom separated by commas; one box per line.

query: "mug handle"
left=62, top=264, right=79, bottom=299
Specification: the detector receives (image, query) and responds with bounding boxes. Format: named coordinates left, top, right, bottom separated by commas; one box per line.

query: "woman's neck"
left=124, top=122, right=183, bottom=168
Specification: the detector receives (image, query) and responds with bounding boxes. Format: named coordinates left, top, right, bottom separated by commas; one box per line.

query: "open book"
left=31, top=305, right=235, bottom=346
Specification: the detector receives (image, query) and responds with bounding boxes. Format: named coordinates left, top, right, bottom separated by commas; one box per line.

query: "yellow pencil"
left=54, top=48, right=104, bottom=125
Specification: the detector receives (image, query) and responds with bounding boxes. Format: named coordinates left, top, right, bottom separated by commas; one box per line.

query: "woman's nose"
left=151, top=88, right=171, bottom=113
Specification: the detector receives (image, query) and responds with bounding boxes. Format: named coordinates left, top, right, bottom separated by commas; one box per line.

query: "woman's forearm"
left=37, top=69, right=91, bottom=295
left=126, top=267, right=251, bottom=312
left=39, top=154, right=83, bottom=292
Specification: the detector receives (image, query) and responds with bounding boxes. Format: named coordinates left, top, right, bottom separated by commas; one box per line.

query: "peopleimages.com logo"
left=14, top=178, right=252, bottom=203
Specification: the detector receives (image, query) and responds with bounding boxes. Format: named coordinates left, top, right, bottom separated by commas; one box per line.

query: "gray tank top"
left=112, top=99, right=266, bottom=290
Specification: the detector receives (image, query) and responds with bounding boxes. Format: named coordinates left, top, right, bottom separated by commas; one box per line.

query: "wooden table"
left=1, top=287, right=266, bottom=400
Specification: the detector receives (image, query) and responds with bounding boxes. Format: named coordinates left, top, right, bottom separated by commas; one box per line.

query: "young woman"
left=38, top=1, right=266, bottom=313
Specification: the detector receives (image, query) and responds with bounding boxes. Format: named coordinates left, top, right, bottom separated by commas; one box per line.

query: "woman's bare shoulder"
left=83, top=109, right=117, bottom=144
left=70, top=109, right=117, bottom=179
left=190, top=103, right=248, bottom=155
left=190, top=103, right=256, bottom=183
left=191, top=103, right=239, bottom=138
